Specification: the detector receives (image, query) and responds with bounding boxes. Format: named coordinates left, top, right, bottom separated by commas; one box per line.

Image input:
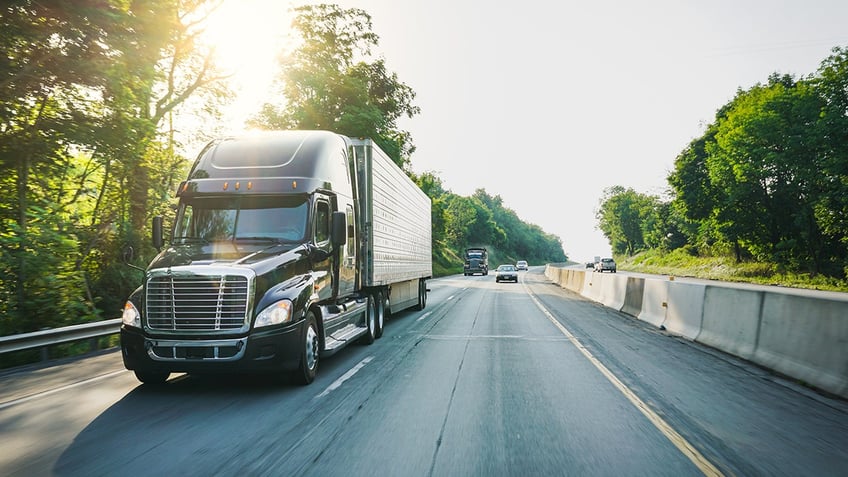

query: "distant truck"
left=120, top=131, right=432, bottom=385
left=464, top=247, right=489, bottom=276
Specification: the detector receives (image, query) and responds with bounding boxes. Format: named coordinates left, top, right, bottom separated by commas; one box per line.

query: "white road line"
left=416, top=311, right=433, bottom=322
left=316, top=356, right=374, bottom=398
left=523, top=284, right=724, bottom=477
left=0, top=369, right=127, bottom=411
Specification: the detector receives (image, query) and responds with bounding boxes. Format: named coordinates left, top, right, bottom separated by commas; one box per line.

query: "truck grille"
left=146, top=273, right=250, bottom=332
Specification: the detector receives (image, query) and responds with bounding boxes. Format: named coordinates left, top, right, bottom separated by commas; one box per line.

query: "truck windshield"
left=174, top=196, right=308, bottom=243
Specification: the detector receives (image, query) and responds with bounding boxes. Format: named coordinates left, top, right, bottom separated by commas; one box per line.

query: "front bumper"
left=121, top=321, right=303, bottom=375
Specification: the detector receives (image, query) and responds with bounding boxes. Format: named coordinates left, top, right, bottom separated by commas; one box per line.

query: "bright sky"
left=203, top=0, right=848, bottom=263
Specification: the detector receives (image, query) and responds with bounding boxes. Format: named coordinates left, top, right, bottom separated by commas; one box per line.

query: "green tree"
left=596, top=186, right=661, bottom=256
left=413, top=171, right=448, bottom=246
left=0, top=0, right=232, bottom=332
left=251, top=4, right=419, bottom=167
left=706, top=74, right=831, bottom=271
left=813, top=47, right=848, bottom=263
left=443, top=195, right=476, bottom=247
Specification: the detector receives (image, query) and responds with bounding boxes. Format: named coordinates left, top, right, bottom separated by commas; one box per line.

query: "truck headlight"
left=255, top=299, right=294, bottom=328
left=122, top=301, right=141, bottom=328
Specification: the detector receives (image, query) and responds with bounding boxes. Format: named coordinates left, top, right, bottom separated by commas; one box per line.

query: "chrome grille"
left=146, top=273, right=249, bottom=331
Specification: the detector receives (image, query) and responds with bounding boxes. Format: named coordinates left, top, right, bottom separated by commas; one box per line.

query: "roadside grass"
left=619, top=248, right=848, bottom=292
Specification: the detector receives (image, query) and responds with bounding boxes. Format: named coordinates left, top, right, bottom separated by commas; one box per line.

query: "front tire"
left=134, top=370, right=169, bottom=385
left=296, top=312, right=320, bottom=385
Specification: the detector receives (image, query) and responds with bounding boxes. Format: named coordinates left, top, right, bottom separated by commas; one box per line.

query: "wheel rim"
left=368, top=299, right=376, bottom=334
left=377, top=296, right=384, bottom=330
left=305, top=324, right=318, bottom=371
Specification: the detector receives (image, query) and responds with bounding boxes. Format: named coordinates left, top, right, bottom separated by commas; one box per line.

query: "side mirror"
left=121, top=245, right=146, bottom=274
left=331, top=211, right=347, bottom=247
left=122, top=246, right=134, bottom=263
left=152, top=216, right=164, bottom=250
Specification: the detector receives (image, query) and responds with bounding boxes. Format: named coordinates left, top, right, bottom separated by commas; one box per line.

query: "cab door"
left=337, top=203, right=356, bottom=296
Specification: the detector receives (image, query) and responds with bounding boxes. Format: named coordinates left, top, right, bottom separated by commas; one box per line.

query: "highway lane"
left=1, top=267, right=846, bottom=476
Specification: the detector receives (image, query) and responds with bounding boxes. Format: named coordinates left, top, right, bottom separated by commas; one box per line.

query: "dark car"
left=495, top=264, right=519, bottom=283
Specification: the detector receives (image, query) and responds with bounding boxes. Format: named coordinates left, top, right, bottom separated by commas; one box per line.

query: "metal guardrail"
left=0, top=318, right=122, bottom=355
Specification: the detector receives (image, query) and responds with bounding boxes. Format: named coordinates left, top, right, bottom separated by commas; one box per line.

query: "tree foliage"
left=248, top=4, right=565, bottom=266
left=0, top=0, right=231, bottom=336
left=602, top=47, right=848, bottom=278
left=251, top=4, right=419, bottom=168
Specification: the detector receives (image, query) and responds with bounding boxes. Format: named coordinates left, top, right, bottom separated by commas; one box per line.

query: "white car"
left=516, top=260, right=528, bottom=270
left=495, top=264, right=519, bottom=282
left=595, top=257, right=617, bottom=273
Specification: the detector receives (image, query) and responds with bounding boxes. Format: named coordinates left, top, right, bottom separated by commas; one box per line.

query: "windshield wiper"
left=233, top=236, right=285, bottom=243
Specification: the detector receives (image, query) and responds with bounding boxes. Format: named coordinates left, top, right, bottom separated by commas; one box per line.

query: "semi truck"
left=463, top=247, right=488, bottom=276
left=120, top=130, right=432, bottom=385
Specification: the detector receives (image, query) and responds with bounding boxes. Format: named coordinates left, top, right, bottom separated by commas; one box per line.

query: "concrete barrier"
left=581, top=270, right=594, bottom=299
left=598, top=273, right=628, bottom=311
left=639, top=279, right=668, bottom=328
left=543, top=264, right=848, bottom=398
left=621, top=276, right=645, bottom=317
left=753, top=292, right=848, bottom=398
left=582, top=271, right=602, bottom=302
left=569, top=269, right=587, bottom=293
left=544, top=265, right=557, bottom=282
left=696, top=286, right=763, bottom=361
left=664, top=281, right=705, bottom=340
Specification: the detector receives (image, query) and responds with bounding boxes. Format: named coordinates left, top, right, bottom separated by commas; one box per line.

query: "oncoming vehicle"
left=516, top=260, right=528, bottom=270
left=595, top=257, right=617, bottom=273
left=464, top=247, right=489, bottom=276
left=495, top=264, right=518, bottom=283
left=120, top=131, right=432, bottom=386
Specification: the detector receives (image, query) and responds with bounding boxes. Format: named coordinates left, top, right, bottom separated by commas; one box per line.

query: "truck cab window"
left=346, top=205, right=355, bottom=255
left=315, top=201, right=330, bottom=244
left=175, top=196, right=308, bottom=243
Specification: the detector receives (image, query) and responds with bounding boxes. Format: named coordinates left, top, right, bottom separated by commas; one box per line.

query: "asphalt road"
left=2, top=267, right=847, bottom=476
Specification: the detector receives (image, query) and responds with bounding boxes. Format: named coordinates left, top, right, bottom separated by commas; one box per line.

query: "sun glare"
left=200, top=0, right=295, bottom=130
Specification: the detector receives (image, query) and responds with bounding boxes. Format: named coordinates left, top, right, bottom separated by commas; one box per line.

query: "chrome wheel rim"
left=377, top=296, right=384, bottom=331
left=305, top=324, right=318, bottom=370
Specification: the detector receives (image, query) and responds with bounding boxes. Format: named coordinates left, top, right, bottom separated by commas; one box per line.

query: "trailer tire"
left=296, top=312, right=320, bottom=385
left=135, top=370, right=169, bottom=385
left=361, top=295, right=377, bottom=345
left=415, top=279, right=427, bottom=310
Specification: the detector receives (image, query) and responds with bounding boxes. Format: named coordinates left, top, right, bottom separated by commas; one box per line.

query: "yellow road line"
left=524, top=285, right=724, bottom=477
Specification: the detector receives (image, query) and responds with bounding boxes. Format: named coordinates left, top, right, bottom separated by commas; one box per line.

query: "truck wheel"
left=134, top=370, right=169, bottom=385
left=296, top=312, right=320, bottom=385
left=415, top=279, right=427, bottom=310
left=374, top=291, right=385, bottom=339
left=361, top=295, right=377, bottom=345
